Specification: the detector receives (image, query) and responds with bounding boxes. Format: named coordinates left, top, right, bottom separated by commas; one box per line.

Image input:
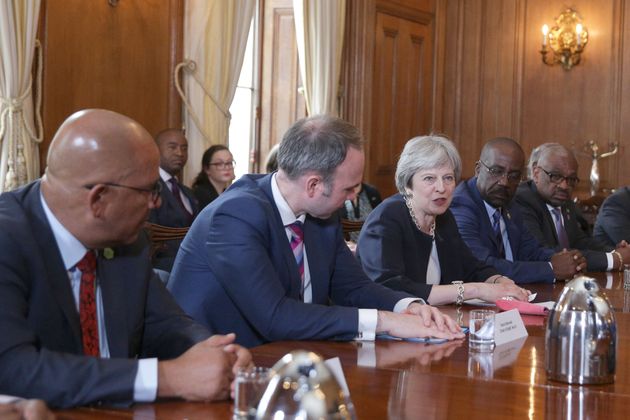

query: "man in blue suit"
left=149, top=129, right=199, bottom=271
left=0, top=110, right=250, bottom=408
left=450, top=137, right=586, bottom=283
left=168, top=115, right=463, bottom=348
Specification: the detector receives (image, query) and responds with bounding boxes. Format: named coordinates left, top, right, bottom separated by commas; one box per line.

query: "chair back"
left=144, top=222, right=190, bottom=258
left=341, top=219, right=364, bottom=241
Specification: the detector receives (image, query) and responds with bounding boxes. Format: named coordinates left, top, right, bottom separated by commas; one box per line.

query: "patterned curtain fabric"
left=181, top=0, right=255, bottom=185
left=0, top=0, right=42, bottom=192
left=293, top=0, right=346, bottom=116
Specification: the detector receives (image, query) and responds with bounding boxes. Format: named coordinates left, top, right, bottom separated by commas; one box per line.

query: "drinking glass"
left=233, top=367, right=271, bottom=419
left=469, top=309, right=495, bottom=352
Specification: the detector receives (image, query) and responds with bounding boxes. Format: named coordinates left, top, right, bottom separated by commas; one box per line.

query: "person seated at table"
left=594, top=186, right=630, bottom=247
left=339, top=182, right=382, bottom=243
left=514, top=144, right=630, bottom=271
left=356, top=135, right=529, bottom=305
left=0, top=109, right=251, bottom=408
left=192, top=145, right=236, bottom=210
left=450, top=137, right=587, bottom=283
left=168, top=115, right=464, bottom=348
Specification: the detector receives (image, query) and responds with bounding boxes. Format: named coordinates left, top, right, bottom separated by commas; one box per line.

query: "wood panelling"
left=258, top=0, right=306, bottom=172
left=437, top=0, right=629, bottom=193
left=39, top=0, right=183, bottom=170
left=344, top=0, right=436, bottom=197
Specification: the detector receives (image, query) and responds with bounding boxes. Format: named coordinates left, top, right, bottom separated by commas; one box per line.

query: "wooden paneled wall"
left=434, top=0, right=629, bottom=195
left=39, top=0, right=183, bottom=170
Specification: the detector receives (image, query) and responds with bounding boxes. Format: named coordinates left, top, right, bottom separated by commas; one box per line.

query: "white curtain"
left=293, top=0, right=346, bottom=116
left=0, top=0, right=42, bottom=192
left=180, top=0, right=255, bottom=185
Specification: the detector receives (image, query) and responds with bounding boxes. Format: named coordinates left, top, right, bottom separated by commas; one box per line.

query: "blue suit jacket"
left=168, top=174, right=412, bottom=348
left=0, top=181, right=210, bottom=408
left=594, top=187, right=630, bottom=246
left=148, top=178, right=199, bottom=271
left=450, top=178, right=555, bottom=283
left=356, top=194, right=497, bottom=300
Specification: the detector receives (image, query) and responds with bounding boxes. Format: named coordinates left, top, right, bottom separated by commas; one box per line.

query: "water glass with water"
left=233, top=367, right=271, bottom=419
left=469, top=309, right=495, bottom=352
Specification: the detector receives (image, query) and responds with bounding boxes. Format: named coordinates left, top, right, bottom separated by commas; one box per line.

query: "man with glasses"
left=149, top=129, right=199, bottom=271
left=0, top=109, right=251, bottom=407
left=451, top=137, right=586, bottom=283
left=515, top=143, right=630, bottom=271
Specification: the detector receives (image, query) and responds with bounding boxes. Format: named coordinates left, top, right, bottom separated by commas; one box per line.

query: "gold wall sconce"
left=540, top=8, right=588, bottom=70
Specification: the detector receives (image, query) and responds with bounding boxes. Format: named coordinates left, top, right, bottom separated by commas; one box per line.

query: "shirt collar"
left=483, top=200, right=500, bottom=219
left=159, top=167, right=173, bottom=183
left=271, top=173, right=306, bottom=226
left=40, top=192, right=88, bottom=270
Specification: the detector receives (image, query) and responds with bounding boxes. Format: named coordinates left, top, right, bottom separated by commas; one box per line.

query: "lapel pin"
left=103, top=248, right=115, bottom=260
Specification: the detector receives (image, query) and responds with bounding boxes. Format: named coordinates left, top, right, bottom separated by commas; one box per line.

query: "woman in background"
left=357, top=135, right=529, bottom=305
left=192, top=145, right=236, bottom=210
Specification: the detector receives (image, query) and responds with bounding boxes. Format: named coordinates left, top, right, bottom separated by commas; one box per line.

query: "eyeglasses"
left=538, top=167, right=580, bottom=187
left=208, top=160, right=235, bottom=169
left=478, top=160, right=522, bottom=184
left=84, top=181, right=162, bottom=203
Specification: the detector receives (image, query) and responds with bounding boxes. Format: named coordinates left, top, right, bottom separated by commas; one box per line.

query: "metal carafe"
left=545, top=275, right=616, bottom=384
left=256, top=350, right=355, bottom=419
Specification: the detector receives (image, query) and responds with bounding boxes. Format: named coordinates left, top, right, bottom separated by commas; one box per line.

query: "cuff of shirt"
left=606, top=252, right=614, bottom=271
left=356, top=308, right=378, bottom=341
left=134, top=358, right=158, bottom=402
left=393, top=297, right=424, bottom=313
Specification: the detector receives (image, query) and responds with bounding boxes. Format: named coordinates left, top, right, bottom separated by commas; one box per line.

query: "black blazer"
left=0, top=181, right=210, bottom=408
left=148, top=178, right=199, bottom=271
left=356, top=194, right=498, bottom=301
left=514, top=180, right=612, bottom=271
left=192, top=181, right=220, bottom=211
left=339, top=183, right=382, bottom=219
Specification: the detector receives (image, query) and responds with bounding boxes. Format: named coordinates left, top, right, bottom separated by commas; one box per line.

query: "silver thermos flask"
left=545, top=276, right=616, bottom=384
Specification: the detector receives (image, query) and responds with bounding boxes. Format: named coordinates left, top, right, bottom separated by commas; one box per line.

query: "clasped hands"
left=158, top=333, right=253, bottom=402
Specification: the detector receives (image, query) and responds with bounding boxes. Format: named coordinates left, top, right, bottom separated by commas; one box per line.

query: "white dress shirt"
left=270, top=174, right=417, bottom=341
left=40, top=194, right=157, bottom=402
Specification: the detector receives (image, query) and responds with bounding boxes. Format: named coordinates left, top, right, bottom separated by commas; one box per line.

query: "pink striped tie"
left=288, top=221, right=304, bottom=300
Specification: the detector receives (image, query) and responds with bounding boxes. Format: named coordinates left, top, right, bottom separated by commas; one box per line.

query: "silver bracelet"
left=452, top=281, right=465, bottom=305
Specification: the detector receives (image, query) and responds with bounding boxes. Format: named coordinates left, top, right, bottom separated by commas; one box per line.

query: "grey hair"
left=277, top=115, right=363, bottom=185
left=527, top=142, right=561, bottom=179
left=395, top=135, right=462, bottom=195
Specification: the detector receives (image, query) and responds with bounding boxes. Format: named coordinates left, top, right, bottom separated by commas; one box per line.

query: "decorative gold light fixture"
left=540, top=8, right=588, bottom=70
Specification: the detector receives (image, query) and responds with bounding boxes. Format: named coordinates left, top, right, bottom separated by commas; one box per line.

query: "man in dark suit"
left=594, top=187, right=630, bottom=247
left=0, top=110, right=250, bottom=408
left=168, top=115, right=464, bottom=348
left=514, top=144, right=629, bottom=271
left=450, top=137, right=586, bottom=284
left=148, top=129, right=199, bottom=271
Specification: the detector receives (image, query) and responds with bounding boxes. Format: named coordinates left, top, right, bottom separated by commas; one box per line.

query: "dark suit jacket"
left=450, top=177, right=555, bottom=283
left=192, top=181, right=220, bottom=211
left=515, top=180, right=612, bottom=271
left=168, top=174, right=413, bottom=348
left=594, top=187, right=630, bottom=246
left=356, top=194, right=498, bottom=300
left=0, top=181, right=210, bottom=408
left=148, top=177, right=199, bottom=271
left=338, top=183, right=382, bottom=219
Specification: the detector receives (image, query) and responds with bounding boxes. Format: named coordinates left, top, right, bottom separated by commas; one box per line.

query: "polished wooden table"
left=56, top=272, right=630, bottom=419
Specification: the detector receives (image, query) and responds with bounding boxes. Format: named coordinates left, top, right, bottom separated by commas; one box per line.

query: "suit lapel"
left=258, top=175, right=302, bottom=299
left=98, top=253, right=129, bottom=358
left=468, top=179, right=505, bottom=253
left=24, top=183, right=83, bottom=349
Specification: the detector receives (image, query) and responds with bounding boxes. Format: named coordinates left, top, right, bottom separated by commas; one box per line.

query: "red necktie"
left=77, top=251, right=99, bottom=357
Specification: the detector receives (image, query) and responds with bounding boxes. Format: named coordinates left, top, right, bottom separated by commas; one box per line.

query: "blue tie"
left=492, top=209, right=505, bottom=258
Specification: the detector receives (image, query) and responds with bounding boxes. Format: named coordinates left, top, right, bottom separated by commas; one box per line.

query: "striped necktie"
left=288, top=221, right=305, bottom=300
left=492, top=209, right=506, bottom=258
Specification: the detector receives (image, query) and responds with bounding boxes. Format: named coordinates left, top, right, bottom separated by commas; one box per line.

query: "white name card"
left=494, top=309, right=528, bottom=347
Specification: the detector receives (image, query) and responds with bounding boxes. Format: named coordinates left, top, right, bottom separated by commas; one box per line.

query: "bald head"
left=47, top=109, right=158, bottom=185
left=43, top=109, right=160, bottom=249
left=533, top=143, right=579, bottom=206
left=479, top=137, right=524, bottom=164
left=154, top=128, right=188, bottom=175
left=476, top=137, right=525, bottom=208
